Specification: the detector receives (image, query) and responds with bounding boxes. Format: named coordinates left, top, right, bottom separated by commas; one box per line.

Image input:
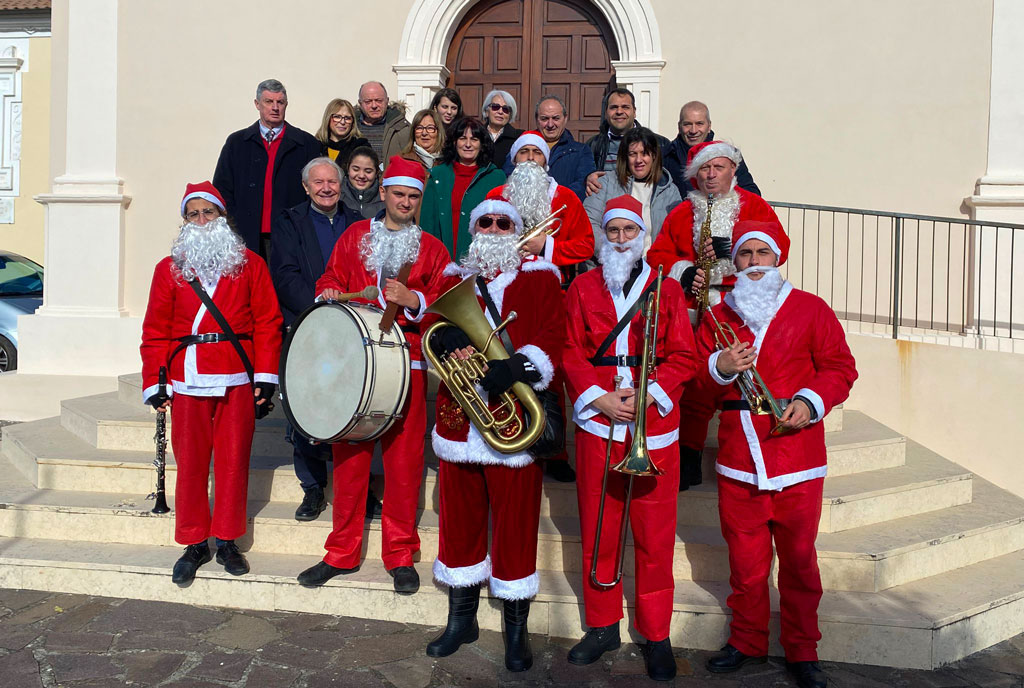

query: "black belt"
left=177, top=333, right=252, bottom=345
left=723, top=398, right=790, bottom=413
left=400, top=324, right=418, bottom=334
left=589, top=355, right=663, bottom=367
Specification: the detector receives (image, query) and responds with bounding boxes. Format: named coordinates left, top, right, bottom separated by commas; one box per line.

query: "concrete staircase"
left=2, top=374, right=1024, bottom=670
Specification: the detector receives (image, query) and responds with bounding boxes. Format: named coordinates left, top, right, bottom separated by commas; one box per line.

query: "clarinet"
left=150, top=365, right=171, bottom=514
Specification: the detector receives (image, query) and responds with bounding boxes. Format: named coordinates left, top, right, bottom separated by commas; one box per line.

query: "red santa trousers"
left=323, top=369, right=426, bottom=570
left=717, top=475, right=824, bottom=662
left=575, top=429, right=679, bottom=641
left=436, top=459, right=543, bottom=600
left=170, top=384, right=255, bottom=545
left=677, top=381, right=718, bottom=452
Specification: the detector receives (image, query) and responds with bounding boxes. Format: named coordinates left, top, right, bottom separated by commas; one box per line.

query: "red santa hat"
left=180, top=181, right=226, bottom=218
left=381, top=155, right=426, bottom=191
left=468, top=198, right=524, bottom=235
left=684, top=140, right=743, bottom=183
left=508, top=130, right=550, bottom=166
left=731, top=219, right=789, bottom=267
left=601, top=195, right=647, bottom=233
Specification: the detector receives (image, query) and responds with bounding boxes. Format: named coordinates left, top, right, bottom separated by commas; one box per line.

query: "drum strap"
left=378, top=262, right=414, bottom=334
left=187, top=279, right=256, bottom=386
left=590, top=280, right=658, bottom=364
left=476, top=276, right=513, bottom=354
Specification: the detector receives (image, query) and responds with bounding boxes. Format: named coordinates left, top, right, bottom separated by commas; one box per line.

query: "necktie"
left=265, top=129, right=276, bottom=144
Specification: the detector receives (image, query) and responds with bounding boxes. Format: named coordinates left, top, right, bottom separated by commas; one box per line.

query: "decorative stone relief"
left=0, top=40, right=23, bottom=224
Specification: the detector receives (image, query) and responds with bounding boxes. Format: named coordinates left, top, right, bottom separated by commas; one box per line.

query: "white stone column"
left=610, top=60, right=666, bottom=132
left=393, top=64, right=450, bottom=114
left=19, top=0, right=140, bottom=376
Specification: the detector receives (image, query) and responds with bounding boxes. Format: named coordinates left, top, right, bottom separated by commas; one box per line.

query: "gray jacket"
left=583, top=170, right=682, bottom=244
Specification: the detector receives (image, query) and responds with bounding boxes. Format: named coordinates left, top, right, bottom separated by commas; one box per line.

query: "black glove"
left=254, top=383, right=276, bottom=420
left=711, top=236, right=732, bottom=260
left=431, top=326, right=472, bottom=357
left=480, top=353, right=541, bottom=396
left=147, top=391, right=170, bottom=410
left=678, top=265, right=698, bottom=293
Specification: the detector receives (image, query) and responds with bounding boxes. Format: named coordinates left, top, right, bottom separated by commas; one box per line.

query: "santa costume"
left=309, top=158, right=452, bottom=580
left=693, top=220, right=857, bottom=674
left=426, top=197, right=566, bottom=672
left=562, top=195, right=696, bottom=678
left=140, top=181, right=282, bottom=575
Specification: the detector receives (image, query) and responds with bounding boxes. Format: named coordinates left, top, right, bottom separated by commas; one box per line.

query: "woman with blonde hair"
left=315, top=98, right=370, bottom=167
left=400, top=109, right=446, bottom=175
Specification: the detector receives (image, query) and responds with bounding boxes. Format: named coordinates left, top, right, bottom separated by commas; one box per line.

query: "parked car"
left=0, top=251, right=43, bottom=372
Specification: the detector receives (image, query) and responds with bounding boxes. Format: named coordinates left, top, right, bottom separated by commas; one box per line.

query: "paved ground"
left=1, top=589, right=1023, bottom=687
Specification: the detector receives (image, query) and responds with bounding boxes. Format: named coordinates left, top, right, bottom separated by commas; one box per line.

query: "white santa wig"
left=684, top=141, right=743, bottom=180
left=468, top=198, right=524, bottom=236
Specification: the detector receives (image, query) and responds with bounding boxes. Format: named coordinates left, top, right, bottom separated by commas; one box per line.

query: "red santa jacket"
left=693, top=283, right=858, bottom=490
left=140, top=251, right=283, bottom=401
left=488, top=183, right=594, bottom=271
left=314, top=219, right=452, bottom=367
left=431, top=260, right=566, bottom=468
left=563, top=262, right=697, bottom=448
left=647, top=187, right=779, bottom=311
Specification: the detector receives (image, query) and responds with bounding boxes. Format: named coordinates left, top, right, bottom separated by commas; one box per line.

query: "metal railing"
left=768, top=201, right=1024, bottom=341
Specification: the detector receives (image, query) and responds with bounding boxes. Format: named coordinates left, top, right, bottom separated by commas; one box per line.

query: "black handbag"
left=475, top=277, right=565, bottom=459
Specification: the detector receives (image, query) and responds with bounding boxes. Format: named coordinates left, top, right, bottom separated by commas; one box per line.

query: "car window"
left=0, top=255, right=43, bottom=296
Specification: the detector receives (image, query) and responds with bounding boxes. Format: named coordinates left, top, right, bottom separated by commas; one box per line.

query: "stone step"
left=1, top=534, right=1022, bottom=670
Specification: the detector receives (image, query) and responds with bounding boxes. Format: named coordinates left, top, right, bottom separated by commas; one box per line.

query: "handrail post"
left=892, top=217, right=903, bottom=339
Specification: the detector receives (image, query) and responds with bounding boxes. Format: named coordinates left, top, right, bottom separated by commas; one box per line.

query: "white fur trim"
left=141, top=383, right=172, bottom=404
left=404, top=289, right=428, bottom=323
left=602, top=208, right=647, bottom=233
left=668, top=259, right=694, bottom=283
left=708, top=350, right=738, bottom=386
left=648, top=381, right=673, bottom=417
left=468, top=199, right=524, bottom=235
left=573, top=385, right=605, bottom=421
left=521, top=258, right=561, bottom=280
left=254, top=373, right=278, bottom=384
left=433, top=555, right=491, bottom=588
left=382, top=175, right=424, bottom=191
left=181, top=191, right=225, bottom=217
left=431, top=426, right=534, bottom=468
left=732, top=230, right=782, bottom=262
left=516, top=344, right=554, bottom=391
left=716, top=461, right=828, bottom=492
left=689, top=191, right=739, bottom=286
left=442, top=262, right=474, bottom=279
left=794, top=387, right=826, bottom=424
left=509, top=133, right=550, bottom=165
left=684, top=142, right=742, bottom=180
left=489, top=571, right=539, bottom=600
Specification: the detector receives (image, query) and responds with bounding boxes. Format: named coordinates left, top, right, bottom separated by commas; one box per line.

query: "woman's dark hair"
left=440, top=116, right=494, bottom=168
left=345, top=145, right=381, bottom=180
left=430, top=88, right=463, bottom=116
left=616, top=126, right=663, bottom=188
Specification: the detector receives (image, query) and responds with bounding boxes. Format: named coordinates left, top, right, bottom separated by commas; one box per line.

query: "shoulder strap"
left=378, top=261, right=414, bottom=333
left=476, top=276, right=513, bottom=354
left=593, top=280, right=658, bottom=360
left=188, top=279, right=255, bottom=386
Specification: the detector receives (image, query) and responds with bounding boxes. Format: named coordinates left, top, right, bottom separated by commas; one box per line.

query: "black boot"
left=426, top=585, right=480, bottom=657
left=567, top=623, right=620, bottom=665
left=643, top=638, right=677, bottom=681
left=679, top=446, right=703, bottom=491
left=171, top=542, right=211, bottom=586
left=215, top=540, right=250, bottom=575
left=297, top=560, right=357, bottom=587
left=366, top=485, right=383, bottom=520
left=295, top=486, right=326, bottom=521
left=786, top=661, right=828, bottom=688
left=502, top=599, right=533, bottom=672
left=706, top=643, right=767, bottom=673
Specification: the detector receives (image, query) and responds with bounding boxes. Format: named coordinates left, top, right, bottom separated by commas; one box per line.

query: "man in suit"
left=213, top=79, right=322, bottom=259
left=270, top=157, right=361, bottom=521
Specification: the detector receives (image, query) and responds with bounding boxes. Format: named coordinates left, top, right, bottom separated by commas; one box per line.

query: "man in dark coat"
left=270, top=157, right=360, bottom=522
left=213, top=79, right=322, bottom=259
left=584, top=88, right=669, bottom=196
left=662, top=101, right=761, bottom=198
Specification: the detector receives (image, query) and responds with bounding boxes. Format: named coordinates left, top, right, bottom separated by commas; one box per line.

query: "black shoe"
left=786, top=661, right=827, bottom=688
left=215, top=541, right=250, bottom=576
left=388, top=565, right=420, bottom=595
left=706, top=644, right=767, bottom=673
left=643, top=638, right=677, bottom=681
left=171, top=542, right=211, bottom=585
left=545, top=460, right=576, bottom=482
left=426, top=585, right=480, bottom=657
left=366, top=487, right=382, bottom=520
left=679, top=446, right=703, bottom=491
left=295, top=486, right=326, bottom=521
left=567, top=624, right=620, bottom=665
left=503, top=599, right=533, bottom=672
left=297, top=560, right=356, bottom=587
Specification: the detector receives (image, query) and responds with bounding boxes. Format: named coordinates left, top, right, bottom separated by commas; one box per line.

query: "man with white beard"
left=297, top=157, right=451, bottom=595
left=562, top=196, right=696, bottom=681
left=693, top=220, right=857, bottom=688
left=140, top=182, right=282, bottom=585
left=425, top=198, right=565, bottom=672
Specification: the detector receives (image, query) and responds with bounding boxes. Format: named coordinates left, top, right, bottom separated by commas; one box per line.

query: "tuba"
left=422, top=277, right=547, bottom=454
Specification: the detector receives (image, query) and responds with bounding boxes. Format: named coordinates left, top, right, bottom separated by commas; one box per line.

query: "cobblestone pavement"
left=2, top=590, right=1024, bottom=687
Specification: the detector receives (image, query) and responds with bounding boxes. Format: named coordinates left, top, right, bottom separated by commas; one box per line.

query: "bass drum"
left=280, top=301, right=410, bottom=443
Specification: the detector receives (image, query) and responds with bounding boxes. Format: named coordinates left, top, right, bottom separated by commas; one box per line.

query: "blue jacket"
left=503, top=129, right=596, bottom=200
left=269, top=200, right=362, bottom=326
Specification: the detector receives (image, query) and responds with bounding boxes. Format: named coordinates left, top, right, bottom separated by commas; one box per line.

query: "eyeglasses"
left=185, top=208, right=220, bottom=221
left=330, top=114, right=353, bottom=123
left=414, top=125, right=438, bottom=133
left=605, top=226, right=640, bottom=239
left=477, top=216, right=513, bottom=231
left=488, top=103, right=512, bottom=115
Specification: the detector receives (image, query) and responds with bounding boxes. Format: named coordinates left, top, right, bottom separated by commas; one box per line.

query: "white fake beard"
left=505, top=161, right=553, bottom=227
left=461, top=233, right=521, bottom=280
left=598, top=234, right=644, bottom=294
left=361, top=220, right=422, bottom=277
left=732, top=266, right=784, bottom=332
left=171, top=216, right=247, bottom=285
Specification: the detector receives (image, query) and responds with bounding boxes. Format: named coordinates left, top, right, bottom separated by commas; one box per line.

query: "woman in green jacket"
left=420, top=116, right=506, bottom=261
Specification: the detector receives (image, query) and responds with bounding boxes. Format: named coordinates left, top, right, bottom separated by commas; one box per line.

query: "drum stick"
left=330, top=286, right=379, bottom=302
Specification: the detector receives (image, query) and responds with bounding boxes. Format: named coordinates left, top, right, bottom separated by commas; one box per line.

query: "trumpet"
left=707, top=307, right=795, bottom=437
left=516, top=204, right=567, bottom=251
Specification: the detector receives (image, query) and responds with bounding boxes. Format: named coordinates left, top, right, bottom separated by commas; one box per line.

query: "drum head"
left=283, top=304, right=368, bottom=441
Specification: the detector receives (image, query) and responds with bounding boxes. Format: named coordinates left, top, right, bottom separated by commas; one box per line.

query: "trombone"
left=516, top=204, right=567, bottom=252
left=591, top=267, right=664, bottom=589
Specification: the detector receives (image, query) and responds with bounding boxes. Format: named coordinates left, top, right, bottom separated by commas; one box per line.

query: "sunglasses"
left=488, top=103, right=512, bottom=115
left=477, top=216, right=513, bottom=231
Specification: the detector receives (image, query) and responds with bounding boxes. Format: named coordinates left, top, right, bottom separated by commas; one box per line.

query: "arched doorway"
left=445, top=0, right=619, bottom=141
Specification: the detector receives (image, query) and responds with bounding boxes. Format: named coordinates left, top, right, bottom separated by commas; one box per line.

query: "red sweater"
left=261, top=126, right=284, bottom=234
left=450, top=162, right=477, bottom=250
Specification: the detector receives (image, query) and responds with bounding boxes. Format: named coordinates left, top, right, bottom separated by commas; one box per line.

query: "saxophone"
left=694, top=193, right=715, bottom=322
